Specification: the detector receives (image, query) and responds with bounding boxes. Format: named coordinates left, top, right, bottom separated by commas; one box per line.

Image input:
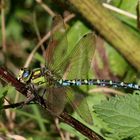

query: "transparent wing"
left=53, top=32, right=96, bottom=79
left=45, top=15, right=68, bottom=116
left=46, top=16, right=96, bottom=79
left=46, top=87, right=66, bottom=115
left=66, top=33, right=95, bottom=124
left=46, top=86, right=93, bottom=125
left=45, top=14, right=68, bottom=74
left=66, top=87, right=93, bottom=125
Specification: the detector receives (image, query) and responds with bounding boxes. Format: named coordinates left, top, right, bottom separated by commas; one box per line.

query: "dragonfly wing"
left=54, top=32, right=96, bottom=79
left=46, top=16, right=96, bottom=79
left=45, top=15, right=69, bottom=116
left=60, top=33, right=95, bottom=124
left=46, top=86, right=93, bottom=125
left=66, top=87, right=93, bottom=125
left=46, top=87, right=66, bottom=115
left=45, top=14, right=68, bottom=76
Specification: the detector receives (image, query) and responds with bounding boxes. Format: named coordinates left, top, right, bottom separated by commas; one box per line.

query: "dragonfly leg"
left=25, top=89, right=35, bottom=103
left=20, top=84, right=37, bottom=108
left=40, top=89, right=46, bottom=98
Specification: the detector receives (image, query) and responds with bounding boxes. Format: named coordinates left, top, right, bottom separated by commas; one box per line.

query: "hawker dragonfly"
left=18, top=15, right=140, bottom=125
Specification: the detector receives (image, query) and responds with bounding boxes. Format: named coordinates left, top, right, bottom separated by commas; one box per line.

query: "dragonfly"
left=18, top=15, right=140, bottom=125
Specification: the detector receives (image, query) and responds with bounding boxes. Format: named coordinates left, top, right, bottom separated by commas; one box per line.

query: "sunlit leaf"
left=94, top=93, right=140, bottom=139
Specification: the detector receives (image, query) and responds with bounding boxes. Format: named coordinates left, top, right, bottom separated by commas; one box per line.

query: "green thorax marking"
left=31, top=68, right=46, bottom=85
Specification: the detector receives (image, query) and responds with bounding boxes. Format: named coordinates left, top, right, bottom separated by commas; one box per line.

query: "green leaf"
left=107, top=44, right=129, bottom=77
left=34, top=52, right=45, bottom=64
left=6, top=18, right=23, bottom=41
left=106, top=43, right=137, bottom=82
left=94, top=93, right=140, bottom=139
left=116, top=0, right=137, bottom=13
left=0, top=85, right=9, bottom=110
left=67, top=20, right=90, bottom=51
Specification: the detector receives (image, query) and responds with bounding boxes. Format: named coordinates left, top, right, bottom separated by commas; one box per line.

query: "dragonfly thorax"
left=18, top=68, right=58, bottom=86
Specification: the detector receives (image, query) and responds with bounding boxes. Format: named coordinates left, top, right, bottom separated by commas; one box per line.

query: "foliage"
left=94, top=92, right=140, bottom=140
left=0, top=85, right=8, bottom=110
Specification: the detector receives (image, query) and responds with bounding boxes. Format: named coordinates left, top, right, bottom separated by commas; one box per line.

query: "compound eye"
left=22, top=70, right=30, bottom=78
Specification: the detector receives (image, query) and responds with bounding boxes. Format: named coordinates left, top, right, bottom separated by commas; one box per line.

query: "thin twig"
left=103, top=3, right=136, bottom=19
left=54, top=118, right=66, bottom=140
left=3, top=101, right=34, bottom=109
left=89, top=87, right=125, bottom=96
left=33, top=12, right=45, bottom=53
left=35, top=0, right=55, bottom=17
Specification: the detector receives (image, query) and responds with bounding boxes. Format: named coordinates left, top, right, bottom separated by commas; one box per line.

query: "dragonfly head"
left=18, top=68, right=32, bottom=84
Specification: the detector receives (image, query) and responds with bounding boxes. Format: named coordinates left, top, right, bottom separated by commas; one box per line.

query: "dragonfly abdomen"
left=58, top=79, right=140, bottom=90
